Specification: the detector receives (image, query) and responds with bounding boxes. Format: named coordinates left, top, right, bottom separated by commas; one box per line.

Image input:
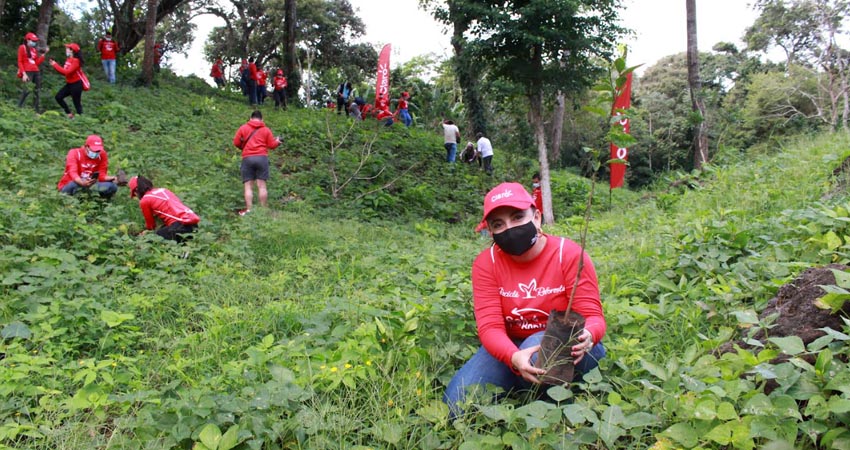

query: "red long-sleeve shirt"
left=257, top=70, right=267, bottom=86
left=273, top=75, right=287, bottom=91
left=471, top=234, right=606, bottom=369
left=97, top=39, right=120, bottom=60
left=139, top=188, right=200, bottom=229
left=51, top=57, right=81, bottom=83
left=232, top=119, right=280, bottom=158
left=18, top=44, right=45, bottom=73
left=57, top=147, right=109, bottom=190
left=211, top=62, right=223, bottom=78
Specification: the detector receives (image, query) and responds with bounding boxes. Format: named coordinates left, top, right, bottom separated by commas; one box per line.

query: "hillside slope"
left=2, top=64, right=850, bottom=449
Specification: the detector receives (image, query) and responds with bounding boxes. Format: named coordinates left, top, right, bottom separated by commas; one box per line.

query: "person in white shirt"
left=442, top=119, right=461, bottom=163
left=476, top=132, right=494, bottom=175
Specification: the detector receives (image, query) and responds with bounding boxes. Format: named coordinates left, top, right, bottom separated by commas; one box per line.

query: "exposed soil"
left=718, top=264, right=850, bottom=363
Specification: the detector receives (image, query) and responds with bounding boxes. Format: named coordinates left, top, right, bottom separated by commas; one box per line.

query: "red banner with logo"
left=375, top=44, right=392, bottom=111
left=609, top=72, right=633, bottom=189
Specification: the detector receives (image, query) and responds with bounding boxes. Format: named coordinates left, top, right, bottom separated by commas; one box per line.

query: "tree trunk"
left=529, top=88, right=555, bottom=225
left=109, top=0, right=186, bottom=56
left=550, top=91, right=566, bottom=163
left=142, top=0, right=158, bottom=87
left=36, top=0, right=54, bottom=47
left=283, top=0, right=300, bottom=105
left=0, top=0, right=5, bottom=30
left=686, top=0, right=709, bottom=169
left=449, top=1, right=487, bottom=135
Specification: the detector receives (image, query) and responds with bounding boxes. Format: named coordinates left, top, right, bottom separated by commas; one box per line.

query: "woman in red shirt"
left=49, top=43, right=84, bottom=118
left=17, top=32, right=48, bottom=112
left=443, top=182, right=606, bottom=418
left=129, top=176, right=200, bottom=242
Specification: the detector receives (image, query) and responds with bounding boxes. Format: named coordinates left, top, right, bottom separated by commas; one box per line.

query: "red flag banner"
left=609, top=72, right=633, bottom=189
left=375, top=44, right=392, bottom=111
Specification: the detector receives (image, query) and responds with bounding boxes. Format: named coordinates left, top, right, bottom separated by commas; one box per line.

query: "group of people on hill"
left=57, top=134, right=200, bottom=242
left=55, top=109, right=279, bottom=238
left=332, top=80, right=414, bottom=127
left=229, top=57, right=289, bottom=110
left=444, top=120, right=495, bottom=175
left=16, top=31, right=163, bottom=117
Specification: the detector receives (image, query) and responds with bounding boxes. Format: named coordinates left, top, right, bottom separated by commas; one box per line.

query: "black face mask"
left=493, top=220, right=538, bottom=256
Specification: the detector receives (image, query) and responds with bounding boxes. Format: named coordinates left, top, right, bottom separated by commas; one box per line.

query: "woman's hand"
left=571, top=329, right=594, bottom=365
left=511, top=345, right=547, bottom=384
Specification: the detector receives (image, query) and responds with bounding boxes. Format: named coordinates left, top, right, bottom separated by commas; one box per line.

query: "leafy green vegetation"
left=2, top=60, right=850, bottom=449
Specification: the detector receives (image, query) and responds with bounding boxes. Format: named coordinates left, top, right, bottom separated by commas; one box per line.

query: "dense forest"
left=2, top=0, right=850, bottom=449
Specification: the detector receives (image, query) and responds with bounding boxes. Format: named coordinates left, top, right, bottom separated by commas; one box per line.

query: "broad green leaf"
left=661, top=422, right=698, bottom=448
left=824, top=231, right=843, bottom=250
left=416, top=400, right=449, bottom=424
left=694, top=399, right=717, bottom=420
left=829, top=268, right=850, bottom=288
left=562, top=403, right=595, bottom=425
left=814, top=348, right=833, bottom=374
left=198, top=423, right=222, bottom=450
left=705, top=422, right=734, bottom=445
left=501, top=432, right=531, bottom=450
left=546, top=385, right=571, bottom=402
left=100, top=310, right=135, bottom=328
left=622, top=412, right=657, bottom=429
left=731, top=309, right=759, bottom=325
left=640, top=359, right=668, bottom=381
left=717, top=402, right=738, bottom=421
left=262, top=334, right=274, bottom=347
left=218, top=425, right=240, bottom=450
left=828, top=396, right=850, bottom=414
left=1, top=321, right=32, bottom=340
left=815, top=292, right=850, bottom=312
left=768, top=336, right=805, bottom=355
left=192, top=443, right=212, bottom=450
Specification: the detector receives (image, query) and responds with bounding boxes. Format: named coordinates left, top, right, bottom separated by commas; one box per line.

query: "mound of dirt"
left=718, top=264, right=850, bottom=362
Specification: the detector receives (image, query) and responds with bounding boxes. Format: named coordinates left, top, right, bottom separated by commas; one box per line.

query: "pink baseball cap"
left=482, top=182, right=535, bottom=221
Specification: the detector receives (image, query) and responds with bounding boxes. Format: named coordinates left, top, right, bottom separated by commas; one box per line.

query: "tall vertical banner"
left=609, top=72, right=633, bottom=189
left=375, top=44, right=392, bottom=109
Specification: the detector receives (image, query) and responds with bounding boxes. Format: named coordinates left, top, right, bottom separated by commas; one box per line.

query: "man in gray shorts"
left=232, top=110, right=282, bottom=215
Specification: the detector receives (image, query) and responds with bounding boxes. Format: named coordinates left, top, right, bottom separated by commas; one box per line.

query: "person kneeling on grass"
left=443, top=182, right=607, bottom=419
left=129, top=175, right=200, bottom=242
left=57, top=134, right=119, bottom=199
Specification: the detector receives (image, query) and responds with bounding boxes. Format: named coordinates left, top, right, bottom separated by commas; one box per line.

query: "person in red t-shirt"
left=395, top=91, right=412, bottom=127
left=443, top=182, right=606, bottom=418
left=153, top=42, right=164, bottom=71
left=57, top=134, right=119, bottom=198
left=256, top=66, right=268, bottom=105
left=17, top=32, right=48, bottom=112
left=97, top=32, right=120, bottom=84
left=210, top=58, right=225, bottom=88
left=272, top=69, right=288, bottom=110
left=49, top=43, right=85, bottom=118
left=129, top=175, right=200, bottom=242
left=232, top=110, right=282, bottom=215
left=531, top=172, right=543, bottom=217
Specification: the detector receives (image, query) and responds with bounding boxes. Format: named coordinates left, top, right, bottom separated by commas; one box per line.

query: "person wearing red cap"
left=96, top=32, right=120, bottom=84
left=443, top=182, right=606, bottom=418
left=17, top=32, right=48, bottom=112
left=232, top=110, right=282, bottom=215
left=129, top=175, right=200, bottom=242
left=57, top=135, right=119, bottom=198
left=272, top=69, right=288, bottom=110
left=49, top=43, right=85, bottom=118
left=395, top=91, right=412, bottom=127
left=531, top=172, right=543, bottom=216
left=210, top=58, right=225, bottom=88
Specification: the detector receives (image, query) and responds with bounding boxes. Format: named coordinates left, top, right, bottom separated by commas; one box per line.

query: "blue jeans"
left=247, top=80, right=258, bottom=105
left=60, top=181, right=118, bottom=198
left=443, top=330, right=606, bottom=419
left=400, top=109, right=412, bottom=127
left=445, top=143, right=457, bottom=163
left=102, top=59, right=116, bottom=83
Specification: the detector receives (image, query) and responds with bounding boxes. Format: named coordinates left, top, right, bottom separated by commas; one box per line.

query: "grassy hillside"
left=2, top=60, right=850, bottom=449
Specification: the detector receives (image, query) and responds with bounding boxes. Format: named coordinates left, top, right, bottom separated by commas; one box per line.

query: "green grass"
left=2, top=58, right=850, bottom=449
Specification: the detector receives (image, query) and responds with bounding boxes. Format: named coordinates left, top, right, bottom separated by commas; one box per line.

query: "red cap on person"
left=85, top=134, right=105, bottom=152
left=128, top=176, right=138, bottom=198
left=277, top=69, right=283, bottom=75
left=402, top=91, right=409, bottom=98
left=481, top=182, right=535, bottom=222
left=65, top=43, right=80, bottom=52
left=25, top=32, right=38, bottom=41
